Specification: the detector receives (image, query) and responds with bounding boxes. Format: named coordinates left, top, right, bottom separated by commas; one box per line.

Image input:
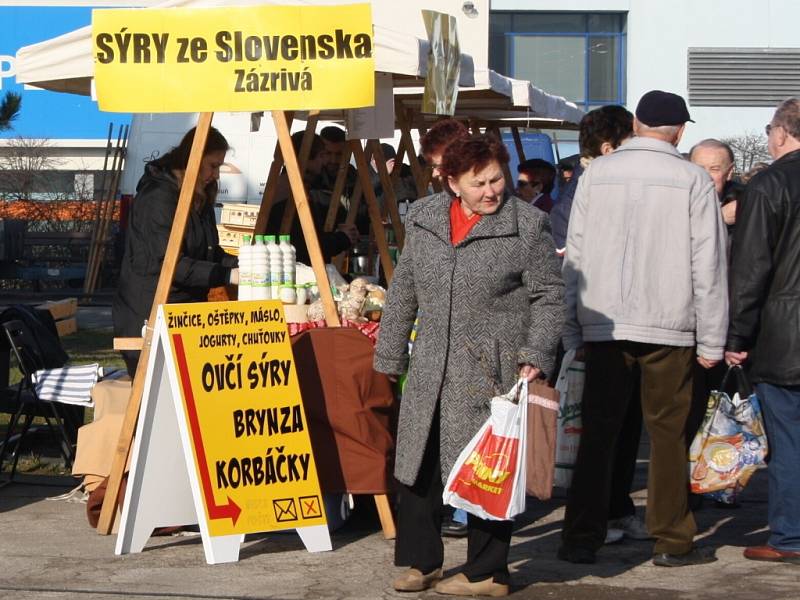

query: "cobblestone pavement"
left=0, top=465, right=797, bottom=600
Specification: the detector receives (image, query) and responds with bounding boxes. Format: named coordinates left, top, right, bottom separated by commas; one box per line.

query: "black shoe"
left=441, top=519, right=468, bottom=538
left=557, top=545, right=596, bottom=564
left=652, top=546, right=717, bottom=567
left=688, top=493, right=704, bottom=511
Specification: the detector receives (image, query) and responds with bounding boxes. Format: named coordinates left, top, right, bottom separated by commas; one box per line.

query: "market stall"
left=14, top=0, right=583, bottom=552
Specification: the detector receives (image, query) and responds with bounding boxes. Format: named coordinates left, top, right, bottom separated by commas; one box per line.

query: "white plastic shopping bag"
left=553, top=350, right=584, bottom=489
left=442, top=379, right=528, bottom=521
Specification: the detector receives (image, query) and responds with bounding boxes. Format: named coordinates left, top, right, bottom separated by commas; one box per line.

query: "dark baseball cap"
left=635, top=90, right=695, bottom=126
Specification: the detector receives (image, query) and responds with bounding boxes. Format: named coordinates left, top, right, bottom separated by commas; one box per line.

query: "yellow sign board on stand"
left=91, top=4, right=375, bottom=112
left=116, top=300, right=330, bottom=564
left=167, top=300, right=326, bottom=537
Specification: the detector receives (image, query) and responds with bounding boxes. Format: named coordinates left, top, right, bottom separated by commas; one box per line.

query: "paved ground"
left=2, top=305, right=797, bottom=598
left=0, top=462, right=797, bottom=600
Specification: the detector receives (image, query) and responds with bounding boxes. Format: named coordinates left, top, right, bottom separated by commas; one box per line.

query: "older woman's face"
left=448, top=160, right=506, bottom=217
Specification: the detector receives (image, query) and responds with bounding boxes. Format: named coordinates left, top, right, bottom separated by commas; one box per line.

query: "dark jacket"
left=113, top=163, right=235, bottom=339
left=374, top=192, right=565, bottom=485
left=550, top=163, right=584, bottom=250
left=267, top=193, right=352, bottom=265
left=727, top=149, right=800, bottom=386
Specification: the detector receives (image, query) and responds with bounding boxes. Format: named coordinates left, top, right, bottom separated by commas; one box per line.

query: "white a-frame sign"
left=116, top=301, right=332, bottom=564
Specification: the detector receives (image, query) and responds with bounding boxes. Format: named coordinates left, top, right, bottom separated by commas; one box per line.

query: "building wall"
left=491, top=0, right=800, bottom=149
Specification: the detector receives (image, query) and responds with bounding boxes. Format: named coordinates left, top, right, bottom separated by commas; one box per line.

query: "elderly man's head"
left=766, top=98, right=800, bottom=160
left=690, top=139, right=735, bottom=197
left=633, top=90, right=694, bottom=146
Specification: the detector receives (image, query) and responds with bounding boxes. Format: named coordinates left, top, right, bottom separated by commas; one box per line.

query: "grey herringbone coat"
left=374, top=192, right=565, bottom=486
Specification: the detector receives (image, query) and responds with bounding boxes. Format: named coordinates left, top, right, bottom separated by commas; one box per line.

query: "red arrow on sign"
left=172, top=333, right=242, bottom=526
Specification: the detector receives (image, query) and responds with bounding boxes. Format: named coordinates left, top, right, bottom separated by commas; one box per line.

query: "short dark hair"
left=440, top=135, right=509, bottom=180
left=320, top=125, right=346, bottom=143
left=689, top=139, right=735, bottom=165
left=579, top=105, right=634, bottom=159
left=772, top=98, right=800, bottom=140
left=152, top=126, right=229, bottom=171
left=291, top=131, right=324, bottom=160
left=518, top=158, right=556, bottom=194
left=557, top=159, right=575, bottom=172
left=380, top=142, right=396, bottom=160
left=420, top=119, right=469, bottom=158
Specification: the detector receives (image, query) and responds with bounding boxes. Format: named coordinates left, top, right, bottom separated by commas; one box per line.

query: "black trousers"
left=608, top=368, right=643, bottom=521
left=394, top=408, right=513, bottom=584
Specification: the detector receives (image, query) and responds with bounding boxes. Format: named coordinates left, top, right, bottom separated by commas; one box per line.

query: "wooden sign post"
left=98, top=113, right=214, bottom=535
left=95, top=3, right=376, bottom=536
left=117, top=301, right=330, bottom=563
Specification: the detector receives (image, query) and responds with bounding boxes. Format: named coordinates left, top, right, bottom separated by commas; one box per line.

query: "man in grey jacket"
left=558, top=90, right=728, bottom=567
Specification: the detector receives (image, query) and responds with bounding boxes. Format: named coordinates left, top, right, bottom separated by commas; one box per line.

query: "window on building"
left=489, top=12, right=627, bottom=112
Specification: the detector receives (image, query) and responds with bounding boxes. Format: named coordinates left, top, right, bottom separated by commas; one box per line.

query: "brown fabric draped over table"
left=291, top=327, right=397, bottom=494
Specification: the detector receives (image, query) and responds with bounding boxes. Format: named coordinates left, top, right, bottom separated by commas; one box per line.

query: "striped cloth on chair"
left=31, top=363, right=100, bottom=407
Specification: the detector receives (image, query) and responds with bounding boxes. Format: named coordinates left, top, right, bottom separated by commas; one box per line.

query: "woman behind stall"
left=113, top=126, right=238, bottom=376
left=374, top=135, right=564, bottom=597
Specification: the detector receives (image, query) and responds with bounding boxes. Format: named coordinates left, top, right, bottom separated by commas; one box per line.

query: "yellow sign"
left=164, top=300, right=326, bottom=537
left=92, top=5, right=375, bottom=112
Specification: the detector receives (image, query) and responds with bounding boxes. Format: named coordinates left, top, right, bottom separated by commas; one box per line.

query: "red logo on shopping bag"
left=447, top=426, right=519, bottom=519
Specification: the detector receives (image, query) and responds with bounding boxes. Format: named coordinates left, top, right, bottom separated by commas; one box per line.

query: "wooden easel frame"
left=279, top=111, right=321, bottom=234
left=102, top=110, right=396, bottom=541
left=99, top=113, right=215, bottom=534
left=322, top=146, right=353, bottom=233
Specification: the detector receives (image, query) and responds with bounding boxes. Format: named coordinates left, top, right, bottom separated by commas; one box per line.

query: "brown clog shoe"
left=392, top=567, right=443, bottom=592
left=433, top=573, right=509, bottom=597
left=744, top=545, right=800, bottom=564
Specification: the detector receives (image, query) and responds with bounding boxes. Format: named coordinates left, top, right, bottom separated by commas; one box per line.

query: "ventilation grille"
left=688, top=47, right=800, bottom=107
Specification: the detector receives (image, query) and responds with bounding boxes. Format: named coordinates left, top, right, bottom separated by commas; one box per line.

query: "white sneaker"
left=604, top=527, right=624, bottom=544
left=608, top=515, right=652, bottom=540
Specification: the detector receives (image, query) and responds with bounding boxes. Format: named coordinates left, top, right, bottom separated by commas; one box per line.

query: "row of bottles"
left=238, top=234, right=297, bottom=303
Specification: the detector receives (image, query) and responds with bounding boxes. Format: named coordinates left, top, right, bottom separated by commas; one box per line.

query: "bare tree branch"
left=721, top=131, right=771, bottom=174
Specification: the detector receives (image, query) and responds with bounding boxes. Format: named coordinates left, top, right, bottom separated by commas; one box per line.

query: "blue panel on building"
left=0, top=6, right=131, bottom=139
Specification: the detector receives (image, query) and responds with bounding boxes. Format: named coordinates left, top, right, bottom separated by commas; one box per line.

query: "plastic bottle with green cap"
left=239, top=235, right=253, bottom=301
left=265, top=235, right=282, bottom=300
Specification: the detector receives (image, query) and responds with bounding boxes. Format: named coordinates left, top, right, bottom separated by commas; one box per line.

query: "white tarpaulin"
left=15, top=0, right=476, bottom=97
left=14, top=0, right=581, bottom=125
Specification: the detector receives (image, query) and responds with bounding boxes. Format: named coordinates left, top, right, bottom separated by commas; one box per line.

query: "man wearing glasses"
left=516, top=158, right=556, bottom=213
left=726, top=98, right=800, bottom=565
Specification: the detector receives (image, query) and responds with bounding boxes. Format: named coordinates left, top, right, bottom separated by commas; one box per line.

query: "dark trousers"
left=394, top=409, right=513, bottom=584
left=608, top=371, right=643, bottom=520
left=756, top=383, right=800, bottom=551
left=686, top=361, right=727, bottom=447
left=562, top=341, right=697, bottom=555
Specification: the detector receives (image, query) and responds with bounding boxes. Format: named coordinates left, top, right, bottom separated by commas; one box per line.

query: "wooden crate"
left=54, top=317, right=78, bottom=337
left=36, top=297, right=79, bottom=338
left=217, top=224, right=253, bottom=252
left=219, top=203, right=260, bottom=228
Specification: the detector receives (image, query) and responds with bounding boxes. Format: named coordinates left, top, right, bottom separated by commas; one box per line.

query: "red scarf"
left=450, top=198, right=482, bottom=245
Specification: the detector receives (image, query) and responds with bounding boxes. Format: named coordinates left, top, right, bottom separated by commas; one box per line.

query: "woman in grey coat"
left=374, top=136, right=564, bottom=597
